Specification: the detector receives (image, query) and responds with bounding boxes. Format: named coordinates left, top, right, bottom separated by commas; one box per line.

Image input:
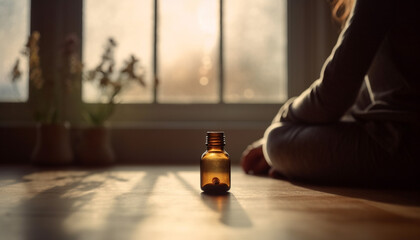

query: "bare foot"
left=241, top=139, right=270, bottom=175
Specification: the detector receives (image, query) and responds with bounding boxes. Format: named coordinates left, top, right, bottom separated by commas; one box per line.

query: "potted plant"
left=76, top=38, right=146, bottom=165
left=11, top=32, right=80, bottom=165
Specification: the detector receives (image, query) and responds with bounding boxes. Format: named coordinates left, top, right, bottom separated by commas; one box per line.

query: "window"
left=225, top=0, right=287, bottom=103
left=0, top=0, right=337, bottom=124
left=0, top=0, right=30, bottom=102
left=83, top=0, right=287, bottom=105
left=83, top=0, right=153, bottom=103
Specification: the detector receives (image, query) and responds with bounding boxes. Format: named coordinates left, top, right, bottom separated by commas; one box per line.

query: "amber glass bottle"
left=200, top=131, right=231, bottom=194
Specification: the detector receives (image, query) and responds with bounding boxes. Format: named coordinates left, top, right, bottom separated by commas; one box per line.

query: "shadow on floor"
left=242, top=166, right=420, bottom=207
left=200, top=192, right=253, bottom=228
left=292, top=182, right=420, bottom=207
left=21, top=169, right=111, bottom=240
left=173, top=172, right=253, bottom=228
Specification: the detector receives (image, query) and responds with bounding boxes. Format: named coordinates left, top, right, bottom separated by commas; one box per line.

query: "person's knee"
left=263, top=123, right=294, bottom=172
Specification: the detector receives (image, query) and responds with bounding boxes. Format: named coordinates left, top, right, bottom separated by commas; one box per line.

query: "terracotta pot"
left=31, top=123, right=73, bottom=165
left=78, top=126, right=115, bottom=165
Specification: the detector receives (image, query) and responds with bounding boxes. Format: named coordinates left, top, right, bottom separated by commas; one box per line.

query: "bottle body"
left=200, top=131, right=231, bottom=194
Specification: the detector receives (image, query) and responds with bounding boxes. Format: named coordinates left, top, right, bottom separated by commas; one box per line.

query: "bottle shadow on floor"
left=173, top=171, right=253, bottom=228
left=201, top=192, right=253, bottom=228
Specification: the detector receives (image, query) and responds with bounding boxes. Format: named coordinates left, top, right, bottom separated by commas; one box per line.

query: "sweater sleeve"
left=278, top=0, right=396, bottom=124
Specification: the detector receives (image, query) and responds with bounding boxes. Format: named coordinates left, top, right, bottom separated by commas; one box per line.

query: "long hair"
left=330, top=0, right=355, bottom=27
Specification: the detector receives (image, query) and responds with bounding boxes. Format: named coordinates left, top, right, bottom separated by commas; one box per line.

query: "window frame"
left=0, top=0, right=338, bottom=126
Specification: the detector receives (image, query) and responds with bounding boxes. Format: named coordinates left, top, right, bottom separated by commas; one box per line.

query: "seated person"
left=241, top=0, right=420, bottom=187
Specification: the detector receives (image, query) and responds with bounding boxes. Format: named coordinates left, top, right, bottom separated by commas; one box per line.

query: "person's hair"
left=330, top=0, right=355, bottom=27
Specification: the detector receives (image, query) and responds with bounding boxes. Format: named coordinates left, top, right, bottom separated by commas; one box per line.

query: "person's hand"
left=241, top=139, right=270, bottom=175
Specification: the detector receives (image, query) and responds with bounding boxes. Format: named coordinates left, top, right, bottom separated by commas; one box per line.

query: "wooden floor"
left=0, top=166, right=419, bottom=240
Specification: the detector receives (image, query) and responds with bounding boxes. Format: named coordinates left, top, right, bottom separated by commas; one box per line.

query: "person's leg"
left=263, top=121, right=418, bottom=187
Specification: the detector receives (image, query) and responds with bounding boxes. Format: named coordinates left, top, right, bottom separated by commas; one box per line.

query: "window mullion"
left=153, top=0, right=159, bottom=103
left=219, top=0, right=224, bottom=104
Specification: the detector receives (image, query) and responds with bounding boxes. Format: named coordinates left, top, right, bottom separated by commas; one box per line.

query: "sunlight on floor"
left=1, top=166, right=419, bottom=240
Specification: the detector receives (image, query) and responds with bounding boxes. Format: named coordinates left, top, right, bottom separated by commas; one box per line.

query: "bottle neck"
left=206, top=131, right=225, bottom=151
left=206, top=145, right=225, bottom=151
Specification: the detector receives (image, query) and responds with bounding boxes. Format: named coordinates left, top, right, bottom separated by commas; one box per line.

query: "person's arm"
left=277, top=0, right=396, bottom=124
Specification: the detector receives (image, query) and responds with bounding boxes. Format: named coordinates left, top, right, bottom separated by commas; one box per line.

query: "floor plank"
left=0, top=166, right=419, bottom=240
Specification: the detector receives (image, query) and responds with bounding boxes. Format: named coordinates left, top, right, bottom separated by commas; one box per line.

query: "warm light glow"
left=244, top=88, right=255, bottom=99
left=225, top=0, right=287, bottom=103
left=82, top=0, right=287, bottom=104
left=198, top=0, right=218, bottom=36
left=159, top=0, right=218, bottom=103
left=83, top=0, right=153, bottom=103
left=200, top=77, right=209, bottom=86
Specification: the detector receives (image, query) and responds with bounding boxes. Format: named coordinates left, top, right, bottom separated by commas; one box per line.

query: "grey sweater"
left=277, top=0, right=420, bottom=125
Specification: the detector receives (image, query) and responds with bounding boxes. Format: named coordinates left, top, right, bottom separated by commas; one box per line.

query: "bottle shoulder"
left=201, top=150, right=230, bottom=160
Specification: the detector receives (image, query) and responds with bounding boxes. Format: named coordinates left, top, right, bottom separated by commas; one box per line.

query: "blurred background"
left=0, top=0, right=339, bottom=164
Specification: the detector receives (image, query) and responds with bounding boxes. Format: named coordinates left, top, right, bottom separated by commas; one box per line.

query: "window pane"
left=0, top=0, right=29, bottom=102
left=158, top=0, right=219, bottom=103
left=225, top=0, right=287, bottom=103
left=83, top=0, right=153, bottom=103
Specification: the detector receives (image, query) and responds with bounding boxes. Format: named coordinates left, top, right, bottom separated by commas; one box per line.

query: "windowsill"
left=105, top=120, right=270, bottom=129
left=0, top=102, right=282, bottom=124
left=0, top=120, right=269, bottom=165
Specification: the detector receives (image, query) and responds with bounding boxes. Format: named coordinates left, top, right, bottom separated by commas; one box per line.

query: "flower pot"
left=31, top=123, right=73, bottom=165
left=78, top=126, right=115, bottom=165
